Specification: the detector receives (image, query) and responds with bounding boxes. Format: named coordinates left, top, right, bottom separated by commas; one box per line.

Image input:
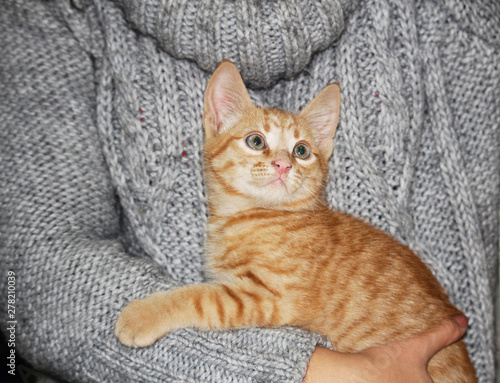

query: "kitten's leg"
left=428, top=339, right=477, bottom=383
left=115, top=282, right=281, bottom=347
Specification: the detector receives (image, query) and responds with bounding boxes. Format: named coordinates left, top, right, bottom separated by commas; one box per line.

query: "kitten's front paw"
left=115, top=297, right=166, bottom=348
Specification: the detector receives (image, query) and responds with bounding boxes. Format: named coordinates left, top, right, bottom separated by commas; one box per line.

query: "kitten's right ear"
left=203, top=60, right=254, bottom=139
left=299, top=83, right=341, bottom=160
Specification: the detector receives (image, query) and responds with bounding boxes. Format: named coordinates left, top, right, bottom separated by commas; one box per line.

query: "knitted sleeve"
left=114, top=0, right=360, bottom=88
left=0, top=1, right=322, bottom=382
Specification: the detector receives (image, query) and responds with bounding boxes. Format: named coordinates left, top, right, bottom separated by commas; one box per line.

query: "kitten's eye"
left=293, top=142, right=311, bottom=159
left=245, top=133, right=266, bottom=150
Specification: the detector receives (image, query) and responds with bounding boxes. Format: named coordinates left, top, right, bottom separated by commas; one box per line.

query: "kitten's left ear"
left=203, top=60, right=254, bottom=139
left=299, top=84, right=341, bottom=160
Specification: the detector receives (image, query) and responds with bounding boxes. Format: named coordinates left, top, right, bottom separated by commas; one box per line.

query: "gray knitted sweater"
left=1, top=0, right=499, bottom=382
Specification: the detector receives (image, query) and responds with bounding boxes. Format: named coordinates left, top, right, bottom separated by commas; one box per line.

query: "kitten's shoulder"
left=312, top=207, right=399, bottom=244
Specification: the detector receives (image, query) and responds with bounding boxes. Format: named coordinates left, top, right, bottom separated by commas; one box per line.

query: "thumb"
left=421, top=315, right=469, bottom=361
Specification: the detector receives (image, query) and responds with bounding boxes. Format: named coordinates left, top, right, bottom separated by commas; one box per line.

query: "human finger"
left=420, top=315, right=469, bottom=361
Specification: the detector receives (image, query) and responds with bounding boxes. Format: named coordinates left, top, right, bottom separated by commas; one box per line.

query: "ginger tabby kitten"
left=116, top=61, right=476, bottom=382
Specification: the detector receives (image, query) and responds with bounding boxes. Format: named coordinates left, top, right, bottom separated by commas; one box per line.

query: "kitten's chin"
left=248, top=180, right=305, bottom=208
left=267, top=178, right=289, bottom=190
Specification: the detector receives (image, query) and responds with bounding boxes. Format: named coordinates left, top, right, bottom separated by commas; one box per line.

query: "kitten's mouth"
left=267, top=177, right=289, bottom=192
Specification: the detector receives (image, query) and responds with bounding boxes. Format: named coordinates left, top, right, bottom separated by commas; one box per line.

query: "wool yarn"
left=1, top=0, right=498, bottom=382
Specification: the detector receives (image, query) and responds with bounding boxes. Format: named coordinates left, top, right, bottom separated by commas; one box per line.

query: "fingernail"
left=453, top=315, right=469, bottom=327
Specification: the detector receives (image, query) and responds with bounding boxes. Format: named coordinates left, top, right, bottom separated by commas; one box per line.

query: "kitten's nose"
left=272, top=159, right=292, bottom=175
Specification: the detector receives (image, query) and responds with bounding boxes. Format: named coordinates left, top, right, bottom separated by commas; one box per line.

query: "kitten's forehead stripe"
left=268, top=111, right=281, bottom=130
left=263, top=109, right=271, bottom=132
left=285, top=114, right=295, bottom=131
left=263, top=120, right=271, bottom=133
left=283, top=119, right=293, bottom=131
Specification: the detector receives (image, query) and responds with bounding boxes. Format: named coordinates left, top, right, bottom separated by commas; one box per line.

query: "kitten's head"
left=203, top=61, right=340, bottom=213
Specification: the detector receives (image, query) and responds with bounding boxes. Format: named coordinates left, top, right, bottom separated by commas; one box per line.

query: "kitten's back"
left=208, top=207, right=476, bottom=382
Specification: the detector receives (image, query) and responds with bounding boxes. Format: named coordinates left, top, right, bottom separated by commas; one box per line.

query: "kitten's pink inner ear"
left=204, top=61, right=254, bottom=138
left=299, top=83, right=341, bottom=159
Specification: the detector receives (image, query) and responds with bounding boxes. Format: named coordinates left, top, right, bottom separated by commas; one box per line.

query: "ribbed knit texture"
left=0, top=0, right=498, bottom=382
left=114, top=0, right=357, bottom=89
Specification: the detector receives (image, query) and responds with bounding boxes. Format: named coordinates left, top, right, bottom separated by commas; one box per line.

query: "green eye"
left=245, top=133, right=266, bottom=150
left=293, top=142, right=311, bottom=159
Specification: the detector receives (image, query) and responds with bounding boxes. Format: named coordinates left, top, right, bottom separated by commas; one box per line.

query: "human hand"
left=304, top=315, right=468, bottom=383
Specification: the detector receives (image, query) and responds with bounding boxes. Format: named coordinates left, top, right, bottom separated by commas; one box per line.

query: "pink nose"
left=272, top=159, right=292, bottom=175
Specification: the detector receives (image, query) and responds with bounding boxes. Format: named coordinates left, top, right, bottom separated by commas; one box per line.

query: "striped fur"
left=116, top=62, right=476, bottom=382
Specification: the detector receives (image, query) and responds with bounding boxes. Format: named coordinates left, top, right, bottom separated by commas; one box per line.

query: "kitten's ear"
left=299, top=84, right=341, bottom=159
left=203, top=60, right=254, bottom=139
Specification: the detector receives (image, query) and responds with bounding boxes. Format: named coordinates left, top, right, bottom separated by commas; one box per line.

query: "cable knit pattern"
left=0, top=0, right=498, bottom=382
